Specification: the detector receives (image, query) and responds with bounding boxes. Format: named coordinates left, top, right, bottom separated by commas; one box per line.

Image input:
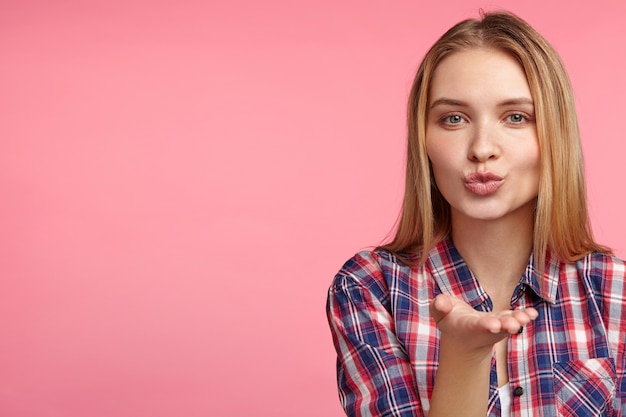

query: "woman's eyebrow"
left=498, top=97, right=534, bottom=107
left=429, top=97, right=534, bottom=109
left=429, top=98, right=467, bottom=109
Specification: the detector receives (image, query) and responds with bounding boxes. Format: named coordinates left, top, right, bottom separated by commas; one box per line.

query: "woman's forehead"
left=428, top=49, right=532, bottom=106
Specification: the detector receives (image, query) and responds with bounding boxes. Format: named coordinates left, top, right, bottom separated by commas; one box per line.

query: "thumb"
left=430, top=294, right=453, bottom=324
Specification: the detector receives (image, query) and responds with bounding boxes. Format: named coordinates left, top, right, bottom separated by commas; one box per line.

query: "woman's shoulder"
left=577, top=251, right=625, bottom=274
left=574, top=251, right=626, bottom=294
left=329, top=248, right=417, bottom=297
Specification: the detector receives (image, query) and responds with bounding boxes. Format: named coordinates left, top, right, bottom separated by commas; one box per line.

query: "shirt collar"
left=427, top=238, right=558, bottom=306
left=521, top=251, right=559, bottom=304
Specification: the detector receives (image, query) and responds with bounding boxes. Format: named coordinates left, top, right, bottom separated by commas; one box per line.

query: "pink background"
left=2, top=1, right=625, bottom=416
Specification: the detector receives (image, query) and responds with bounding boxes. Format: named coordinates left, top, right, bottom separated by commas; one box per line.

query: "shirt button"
left=513, top=386, right=524, bottom=397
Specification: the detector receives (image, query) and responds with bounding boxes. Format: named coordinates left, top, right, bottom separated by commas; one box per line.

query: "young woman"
left=326, top=11, right=626, bottom=417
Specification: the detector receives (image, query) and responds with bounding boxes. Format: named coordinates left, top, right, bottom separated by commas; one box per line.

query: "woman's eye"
left=443, top=114, right=465, bottom=124
left=507, top=113, right=527, bottom=123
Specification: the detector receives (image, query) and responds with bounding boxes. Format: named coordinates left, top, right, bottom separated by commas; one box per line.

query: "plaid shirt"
left=327, top=238, right=626, bottom=416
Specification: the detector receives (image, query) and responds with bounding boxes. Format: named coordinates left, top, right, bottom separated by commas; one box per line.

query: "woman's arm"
left=327, top=272, right=423, bottom=416
left=428, top=294, right=538, bottom=417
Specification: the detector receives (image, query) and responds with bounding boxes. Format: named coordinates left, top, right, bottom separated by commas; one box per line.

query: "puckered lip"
left=464, top=171, right=504, bottom=196
left=465, top=171, right=504, bottom=183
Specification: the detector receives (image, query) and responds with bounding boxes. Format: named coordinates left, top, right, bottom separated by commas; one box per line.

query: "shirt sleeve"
left=326, top=252, right=423, bottom=416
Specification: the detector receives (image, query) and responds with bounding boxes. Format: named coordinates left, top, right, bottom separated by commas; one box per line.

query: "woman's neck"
left=451, top=209, right=534, bottom=307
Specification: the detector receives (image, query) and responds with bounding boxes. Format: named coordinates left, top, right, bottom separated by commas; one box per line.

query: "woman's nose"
left=467, top=125, right=500, bottom=162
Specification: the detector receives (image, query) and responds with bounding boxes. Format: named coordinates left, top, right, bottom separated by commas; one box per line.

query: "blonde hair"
left=381, top=11, right=610, bottom=267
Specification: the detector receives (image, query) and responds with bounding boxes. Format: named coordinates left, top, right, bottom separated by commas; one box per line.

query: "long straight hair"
left=380, top=11, right=610, bottom=269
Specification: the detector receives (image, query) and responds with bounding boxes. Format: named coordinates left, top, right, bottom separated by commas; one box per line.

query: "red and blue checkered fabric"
left=327, top=238, right=626, bottom=416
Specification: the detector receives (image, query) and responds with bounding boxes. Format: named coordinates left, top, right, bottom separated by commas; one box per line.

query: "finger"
left=430, top=294, right=453, bottom=324
left=500, top=315, right=523, bottom=334
left=523, top=307, right=539, bottom=320
left=510, top=308, right=538, bottom=325
left=483, top=316, right=504, bottom=334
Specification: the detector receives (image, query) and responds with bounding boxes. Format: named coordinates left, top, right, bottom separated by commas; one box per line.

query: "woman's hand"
left=427, top=293, right=539, bottom=417
left=430, top=293, right=538, bottom=353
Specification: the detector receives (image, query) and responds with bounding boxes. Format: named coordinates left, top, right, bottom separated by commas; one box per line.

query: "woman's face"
left=425, top=48, right=540, bottom=225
